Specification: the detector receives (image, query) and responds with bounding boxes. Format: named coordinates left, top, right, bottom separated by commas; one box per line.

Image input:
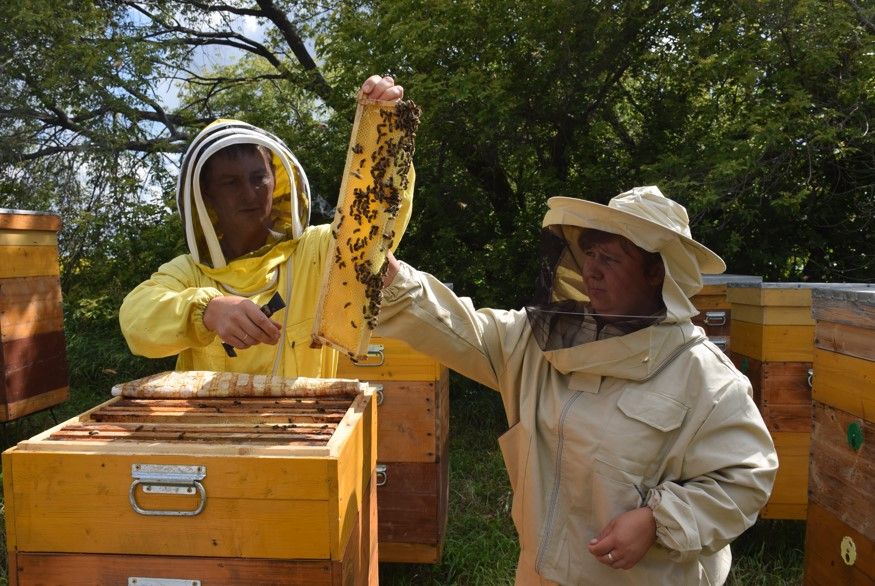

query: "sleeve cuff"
left=191, top=288, right=223, bottom=345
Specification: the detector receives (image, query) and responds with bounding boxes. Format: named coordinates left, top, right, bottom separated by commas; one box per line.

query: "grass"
left=0, top=371, right=805, bottom=585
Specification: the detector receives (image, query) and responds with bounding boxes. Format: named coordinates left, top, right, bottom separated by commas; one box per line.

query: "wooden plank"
left=376, top=380, right=438, bottom=462
left=812, top=348, right=875, bottom=420
left=336, top=337, right=443, bottom=381
left=2, top=330, right=67, bottom=370
left=0, top=385, right=68, bottom=421
left=0, top=229, right=58, bottom=246
left=2, top=352, right=69, bottom=403
left=809, top=403, right=875, bottom=541
left=811, top=291, right=875, bottom=330
left=377, top=461, right=441, bottom=544
left=0, top=245, right=60, bottom=278
left=727, top=286, right=813, bottom=307
left=380, top=542, right=440, bottom=564
left=761, top=431, right=809, bottom=520
left=0, top=276, right=64, bottom=342
left=729, top=321, right=814, bottom=362
left=731, top=304, right=815, bottom=326
left=0, top=211, right=61, bottom=232
left=803, top=502, right=875, bottom=585
left=815, top=321, right=875, bottom=363
left=5, top=450, right=336, bottom=558
left=12, top=552, right=339, bottom=585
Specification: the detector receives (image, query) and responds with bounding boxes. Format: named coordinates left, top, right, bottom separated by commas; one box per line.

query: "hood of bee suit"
left=537, top=185, right=726, bottom=326
left=177, top=119, right=311, bottom=268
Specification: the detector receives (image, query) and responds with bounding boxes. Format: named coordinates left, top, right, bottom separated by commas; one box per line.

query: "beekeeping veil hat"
left=527, top=185, right=726, bottom=350
left=177, top=119, right=311, bottom=268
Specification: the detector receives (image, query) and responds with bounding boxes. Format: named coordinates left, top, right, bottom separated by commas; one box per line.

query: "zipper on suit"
left=534, top=390, right=584, bottom=573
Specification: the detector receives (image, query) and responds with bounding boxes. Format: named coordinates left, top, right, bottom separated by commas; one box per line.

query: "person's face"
left=202, top=147, right=275, bottom=259
left=581, top=235, right=664, bottom=322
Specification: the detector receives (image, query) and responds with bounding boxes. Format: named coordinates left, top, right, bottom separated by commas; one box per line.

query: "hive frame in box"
left=3, top=375, right=379, bottom=586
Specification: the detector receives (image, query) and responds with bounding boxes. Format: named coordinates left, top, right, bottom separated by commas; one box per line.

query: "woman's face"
left=202, top=147, right=275, bottom=259
left=581, top=235, right=664, bottom=321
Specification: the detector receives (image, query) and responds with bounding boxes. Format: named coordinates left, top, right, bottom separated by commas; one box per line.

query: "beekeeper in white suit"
left=377, top=186, right=778, bottom=585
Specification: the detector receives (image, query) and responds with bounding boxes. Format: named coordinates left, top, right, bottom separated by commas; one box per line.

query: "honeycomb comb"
left=312, top=96, right=421, bottom=360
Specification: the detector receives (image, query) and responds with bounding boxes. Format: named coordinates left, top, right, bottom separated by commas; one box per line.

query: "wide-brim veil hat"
left=542, top=185, right=726, bottom=322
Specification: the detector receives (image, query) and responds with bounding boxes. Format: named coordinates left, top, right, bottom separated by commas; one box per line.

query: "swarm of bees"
left=312, top=98, right=422, bottom=359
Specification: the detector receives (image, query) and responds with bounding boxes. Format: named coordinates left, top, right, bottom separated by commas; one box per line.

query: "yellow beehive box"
left=3, top=372, right=378, bottom=586
left=692, top=274, right=762, bottom=353
left=804, top=288, right=875, bottom=584
left=337, top=337, right=444, bottom=382
left=337, top=337, right=450, bottom=564
left=0, top=208, right=69, bottom=421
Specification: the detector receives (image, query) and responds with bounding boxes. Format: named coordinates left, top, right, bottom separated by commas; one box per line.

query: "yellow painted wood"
left=336, top=337, right=443, bottom=381
left=0, top=386, right=68, bottom=422
left=380, top=542, right=440, bottom=564
left=0, top=229, right=57, bottom=247
left=727, top=286, right=813, bottom=307
left=761, top=431, right=809, bottom=520
left=4, top=389, right=378, bottom=564
left=4, top=450, right=334, bottom=558
left=691, top=294, right=730, bottom=311
left=0, top=245, right=60, bottom=278
left=3, top=452, right=18, bottom=551
left=730, top=321, right=814, bottom=362
left=731, top=304, right=815, bottom=326
left=812, top=348, right=875, bottom=421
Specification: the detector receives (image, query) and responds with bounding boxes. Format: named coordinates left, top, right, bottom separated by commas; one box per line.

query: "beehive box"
left=0, top=209, right=69, bottom=420
left=803, top=288, right=875, bottom=585
left=727, top=282, right=875, bottom=520
left=3, top=372, right=378, bottom=586
left=691, top=274, right=762, bottom=353
left=336, top=337, right=449, bottom=564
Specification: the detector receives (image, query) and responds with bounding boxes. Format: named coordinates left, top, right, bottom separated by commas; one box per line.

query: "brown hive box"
left=2, top=372, right=378, bottom=586
left=0, top=209, right=69, bottom=420
left=727, top=282, right=875, bottom=520
left=803, top=287, right=875, bottom=585
left=692, top=274, right=762, bottom=353
left=336, top=337, right=449, bottom=564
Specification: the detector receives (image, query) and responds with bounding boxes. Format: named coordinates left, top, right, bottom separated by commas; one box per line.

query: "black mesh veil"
left=525, top=225, right=665, bottom=352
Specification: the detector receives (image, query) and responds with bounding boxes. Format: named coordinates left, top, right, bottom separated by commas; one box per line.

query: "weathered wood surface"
left=815, top=321, right=875, bottom=362
left=803, top=502, right=875, bottom=585
left=811, top=286, right=875, bottom=328
left=809, top=403, right=874, bottom=541
left=730, top=353, right=812, bottom=432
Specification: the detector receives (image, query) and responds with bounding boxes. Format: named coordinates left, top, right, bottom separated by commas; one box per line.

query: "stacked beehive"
left=336, top=337, right=449, bottom=564
left=691, top=274, right=762, bottom=353
left=3, top=372, right=379, bottom=586
left=0, top=209, right=69, bottom=420
left=727, top=282, right=874, bottom=520
left=803, top=288, right=875, bottom=584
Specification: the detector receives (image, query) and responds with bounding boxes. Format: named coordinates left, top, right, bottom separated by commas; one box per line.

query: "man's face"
left=580, top=235, right=664, bottom=321
left=202, top=147, right=275, bottom=258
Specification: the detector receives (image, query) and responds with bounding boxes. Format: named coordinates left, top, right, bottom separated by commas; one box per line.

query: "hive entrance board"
left=312, top=96, right=421, bottom=360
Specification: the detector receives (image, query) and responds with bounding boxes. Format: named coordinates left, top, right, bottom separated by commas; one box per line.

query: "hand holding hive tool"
left=312, top=91, right=421, bottom=360
left=222, top=291, right=286, bottom=357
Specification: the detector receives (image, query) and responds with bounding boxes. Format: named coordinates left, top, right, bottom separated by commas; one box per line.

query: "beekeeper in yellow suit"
left=120, top=75, right=408, bottom=377
left=377, top=186, right=778, bottom=585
